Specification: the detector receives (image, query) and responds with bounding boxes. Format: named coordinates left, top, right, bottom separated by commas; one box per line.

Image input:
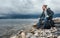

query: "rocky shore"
left=10, top=18, right=60, bottom=38
left=53, top=17, right=60, bottom=24
left=10, top=25, right=59, bottom=38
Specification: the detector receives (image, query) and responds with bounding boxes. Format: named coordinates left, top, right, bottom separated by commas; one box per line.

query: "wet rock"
left=10, top=35, right=18, bottom=38
left=10, top=25, right=58, bottom=38
left=26, top=33, right=32, bottom=38
left=58, top=36, right=60, bottom=38
left=21, top=32, right=26, bottom=38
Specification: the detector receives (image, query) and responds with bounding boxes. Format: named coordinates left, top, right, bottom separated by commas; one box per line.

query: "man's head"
left=42, top=5, right=47, bottom=11
left=43, top=5, right=47, bottom=8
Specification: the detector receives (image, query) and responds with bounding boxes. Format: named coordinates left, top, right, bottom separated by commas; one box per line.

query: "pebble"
left=10, top=27, right=58, bottom=38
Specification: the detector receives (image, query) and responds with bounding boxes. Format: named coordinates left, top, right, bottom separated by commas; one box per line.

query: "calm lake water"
left=0, top=19, right=38, bottom=37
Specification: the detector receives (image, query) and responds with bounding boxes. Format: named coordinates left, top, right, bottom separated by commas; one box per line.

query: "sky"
left=0, top=0, right=60, bottom=15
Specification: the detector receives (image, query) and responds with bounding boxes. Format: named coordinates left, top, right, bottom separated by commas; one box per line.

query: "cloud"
left=43, top=0, right=60, bottom=13
left=0, top=0, right=60, bottom=15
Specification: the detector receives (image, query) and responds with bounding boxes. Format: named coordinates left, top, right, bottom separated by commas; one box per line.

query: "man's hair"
left=43, top=5, right=47, bottom=8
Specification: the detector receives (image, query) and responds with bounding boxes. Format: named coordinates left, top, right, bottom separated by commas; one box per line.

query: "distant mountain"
left=0, top=14, right=40, bottom=19
left=54, top=13, right=60, bottom=18
left=0, top=13, right=60, bottom=19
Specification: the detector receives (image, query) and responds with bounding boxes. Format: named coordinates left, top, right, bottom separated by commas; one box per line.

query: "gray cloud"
left=0, top=0, right=60, bottom=15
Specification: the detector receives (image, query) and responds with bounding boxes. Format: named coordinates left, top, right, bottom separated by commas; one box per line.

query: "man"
left=37, top=5, right=55, bottom=29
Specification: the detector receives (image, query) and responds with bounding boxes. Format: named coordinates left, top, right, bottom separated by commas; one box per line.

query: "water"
left=0, top=19, right=60, bottom=38
left=0, top=19, right=38, bottom=37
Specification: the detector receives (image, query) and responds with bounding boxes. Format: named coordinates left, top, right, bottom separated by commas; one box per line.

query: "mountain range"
left=0, top=13, right=60, bottom=19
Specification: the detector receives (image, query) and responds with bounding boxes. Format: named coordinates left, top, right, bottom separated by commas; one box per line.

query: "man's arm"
left=47, top=8, right=54, bottom=17
left=40, top=11, right=45, bottom=18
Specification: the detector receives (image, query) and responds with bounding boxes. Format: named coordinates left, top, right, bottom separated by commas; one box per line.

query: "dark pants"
left=37, top=18, right=44, bottom=29
left=47, top=17, right=55, bottom=27
left=43, top=18, right=51, bottom=29
left=37, top=17, right=55, bottom=29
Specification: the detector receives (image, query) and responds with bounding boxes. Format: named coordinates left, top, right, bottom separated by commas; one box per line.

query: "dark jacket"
left=40, top=8, right=54, bottom=20
left=46, top=8, right=54, bottom=20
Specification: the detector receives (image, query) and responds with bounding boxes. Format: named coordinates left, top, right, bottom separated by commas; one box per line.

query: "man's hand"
left=46, top=15, right=49, bottom=17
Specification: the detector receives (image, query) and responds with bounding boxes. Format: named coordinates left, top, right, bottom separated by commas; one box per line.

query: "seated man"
left=37, top=5, right=55, bottom=29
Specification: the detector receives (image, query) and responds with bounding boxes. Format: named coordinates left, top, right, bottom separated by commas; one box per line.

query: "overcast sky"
left=0, top=0, right=60, bottom=15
